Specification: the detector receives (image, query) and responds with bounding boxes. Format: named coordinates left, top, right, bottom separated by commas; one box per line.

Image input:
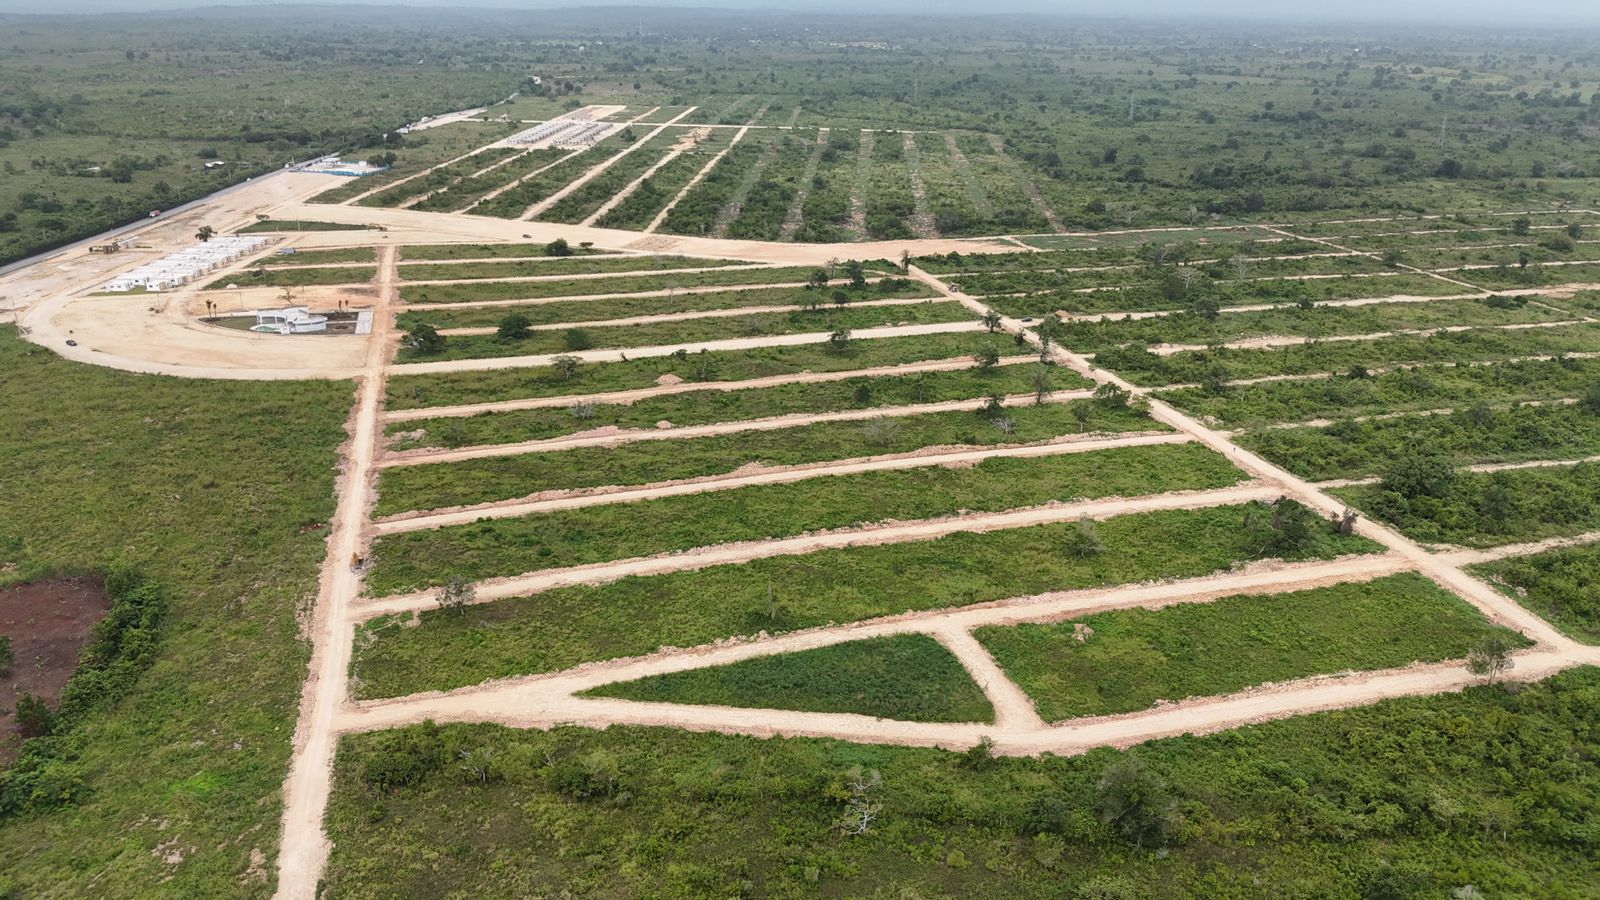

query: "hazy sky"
left=1, top=0, right=1597, bottom=25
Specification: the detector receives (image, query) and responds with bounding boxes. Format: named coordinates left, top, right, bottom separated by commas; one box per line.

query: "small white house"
left=252, top=306, right=328, bottom=334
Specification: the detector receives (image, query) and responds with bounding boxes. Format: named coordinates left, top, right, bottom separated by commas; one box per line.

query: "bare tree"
left=436, top=576, right=475, bottom=615
left=551, top=355, right=581, bottom=381
left=837, top=768, right=883, bottom=836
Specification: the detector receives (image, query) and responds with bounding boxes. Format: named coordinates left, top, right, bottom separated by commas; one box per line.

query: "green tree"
left=495, top=312, right=532, bottom=342
left=436, top=577, right=475, bottom=616
left=981, top=309, right=1003, bottom=333
left=1094, top=757, right=1175, bottom=848
left=1510, top=217, right=1532, bottom=236
left=194, top=225, right=215, bottom=243
left=403, top=323, right=445, bottom=355
left=1063, top=516, right=1104, bottom=558
left=562, top=328, right=593, bottom=351
left=545, top=238, right=573, bottom=257
left=827, top=328, right=852, bottom=352
left=1380, top=447, right=1457, bottom=499
left=1467, top=634, right=1516, bottom=684
left=973, top=347, right=1000, bottom=370
left=806, top=268, right=830, bottom=290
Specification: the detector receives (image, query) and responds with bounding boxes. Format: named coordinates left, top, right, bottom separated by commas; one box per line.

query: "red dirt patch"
left=1, top=576, right=110, bottom=764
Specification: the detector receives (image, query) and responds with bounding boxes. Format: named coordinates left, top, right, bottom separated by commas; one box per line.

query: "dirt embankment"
left=0, top=576, right=111, bottom=764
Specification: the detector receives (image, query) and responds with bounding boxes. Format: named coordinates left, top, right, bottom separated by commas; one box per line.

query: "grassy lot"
left=1335, top=462, right=1600, bottom=548
left=237, top=220, right=374, bottom=234
left=0, top=328, right=350, bottom=896
left=398, top=243, right=611, bottom=261
left=978, top=573, right=1521, bottom=721
left=395, top=280, right=936, bottom=331
left=1239, top=403, right=1600, bottom=482
left=386, top=361, right=1085, bottom=449
left=321, top=669, right=1600, bottom=897
left=366, top=442, right=1242, bottom=593
left=1473, top=545, right=1600, bottom=645
left=257, top=247, right=375, bottom=266
left=350, top=501, right=1379, bottom=697
left=398, top=265, right=851, bottom=304
left=1100, top=323, right=1600, bottom=387
left=584, top=634, right=995, bottom=723
left=396, top=301, right=972, bottom=362
left=396, top=254, right=748, bottom=281
left=1157, top=356, right=1600, bottom=428
left=372, top=399, right=1157, bottom=515
left=985, top=273, right=1460, bottom=320
left=385, top=331, right=1024, bottom=409
left=202, top=266, right=376, bottom=290
left=1056, top=296, right=1573, bottom=352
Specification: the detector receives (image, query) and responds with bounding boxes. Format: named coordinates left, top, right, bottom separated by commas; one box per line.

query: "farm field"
left=9, top=9, right=1600, bottom=899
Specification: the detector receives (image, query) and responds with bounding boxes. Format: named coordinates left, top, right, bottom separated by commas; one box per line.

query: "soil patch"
left=1, top=576, right=110, bottom=765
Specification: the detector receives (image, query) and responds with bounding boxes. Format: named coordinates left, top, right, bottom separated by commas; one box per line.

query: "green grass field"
left=372, top=399, right=1157, bottom=515
left=1473, top=545, right=1600, bottom=645
left=350, top=502, right=1378, bottom=698
left=584, top=634, right=995, bottom=723
left=385, top=361, right=1084, bottom=450
left=0, top=328, right=350, bottom=896
left=978, top=573, right=1522, bottom=721
left=322, top=669, right=1600, bottom=896
left=365, top=442, right=1243, bottom=593
left=385, top=331, right=1025, bottom=408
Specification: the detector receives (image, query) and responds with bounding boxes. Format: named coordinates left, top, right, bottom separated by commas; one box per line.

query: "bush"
left=0, top=634, right=11, bottom=673
left=495, top=313, right=532, bottom=342
left=403, top=323, right=445, bottom=355
left=13, top=694, right=53, bottom=738
left=545, top=238, right=573, bottom=257
left=562, top=328, right=593, bottom=352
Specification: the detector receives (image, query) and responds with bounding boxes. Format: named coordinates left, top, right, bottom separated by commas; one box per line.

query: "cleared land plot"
left=862, top=131, right=918, bottom=240
left=1334, top=462, right=1600, bottom=548
left=305, top=122, right=520, bottom=205
left=409, top=148, right=569, bottom=213
left=1459, top=262, right=1600, bottom=291
left=583, top=634, right=995, bottom=723
left=203, top=266, right=376, bottom=289
left=471, top=134, right=632, bottom=219
left=1055, top=297, right=1574, bottom=352
left=594, top=146, right=719, bottom=231
left=1473, top=545, right=1600, bottom=645
left=395, top=255, right=750, bottom=281
left=942, top=132, right=1051, bottom=235
left=366, top=442, right=1238, bottom=593
left=256, top=247, right=376, bottom=267
left=792, top=130, right=859, bottom=243
left=537, top=129, right=683, bottom=224
left=985, top=274, right=1462, bottom=320
left=398, top=264, right=837, bottom=304
left=385, top=361, right=1084, bottom=450
left=395, top=281, right=934, bottom=331
left=658, top=135, right=771, bottom=237
left=724, top=130, right=818, bottom=241
left=371, top=399, right=1160, bottom=516
left=395, top=301, right=972, bottom=362
left=384, top=331, right=1022, bottom=409
left=1101, top=322, right=1600, bottom=387
left=977, top=573, right=1522, bottom=722
left=1157, top=357, right=1600, bottom=428
left=1239, top=403, right=1600, bottom=482
left=350, top=502, right=1379, bottom=698
left=357, top=148, right=522, bottom=209
left=237, top=219, right=372, bottom=233
left=1016, top=228, right=1269, bottom=251
left=399, top=243, right=611, bottom=261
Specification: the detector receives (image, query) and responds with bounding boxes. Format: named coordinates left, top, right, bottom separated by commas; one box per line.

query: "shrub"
left=545, top=238, right=573, bottom=257
left=496, top=313, right=532, bottom=342
left=1094, top=757, right=1176, bottom=848
left=403, top=323, right=445, bottom=355
left=13, top=694, right=53, bottom=738
left=562, top=328, right=593, bottom=352
left=0, top=634, right=11, bottom=673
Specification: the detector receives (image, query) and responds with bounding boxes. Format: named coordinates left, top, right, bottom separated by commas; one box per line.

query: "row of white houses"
left=102, top=235, right=274, bottom=292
